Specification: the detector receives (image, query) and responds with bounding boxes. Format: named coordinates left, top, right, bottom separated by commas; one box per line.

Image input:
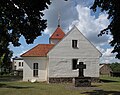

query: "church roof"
left=21, top=27, right=65, bottom=57
left=50, top=27, right=65, bottom=39
left=21, top=44, right=54, bottom=57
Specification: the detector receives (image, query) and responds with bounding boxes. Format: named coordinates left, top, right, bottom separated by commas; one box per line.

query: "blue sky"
left=9, top=0, right=120, bottom=63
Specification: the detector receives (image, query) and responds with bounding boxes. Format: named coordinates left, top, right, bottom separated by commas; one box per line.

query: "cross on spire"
left=58, top=12, right=60, bottom=27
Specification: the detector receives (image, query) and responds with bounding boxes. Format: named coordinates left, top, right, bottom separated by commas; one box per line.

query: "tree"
left=91, top=0, right=120, bottom=59
left=0, top=53, right=5, bottom=66
left=0, top=0, right=51, bottom=63
left=110, top=62, right=120, bottom=72
left=0, top=46, right=13, bottom=74
left=0, top=0, right=51, bottom=46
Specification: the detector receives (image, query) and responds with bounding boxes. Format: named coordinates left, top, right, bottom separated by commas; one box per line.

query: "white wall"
left=48, top=27, right=101, bottom=58
left=48, top=58, right=99, bottom=78
left=23, top=57, right=48, bottom=82
left=48, top=58, right=78, bottom=77
left=48, top=27, right=101, bottom=78
left=13, top=59, right=24, bottom=71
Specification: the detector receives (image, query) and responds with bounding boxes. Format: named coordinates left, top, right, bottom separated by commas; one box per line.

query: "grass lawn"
left=0, top=76, right=120, bottom=95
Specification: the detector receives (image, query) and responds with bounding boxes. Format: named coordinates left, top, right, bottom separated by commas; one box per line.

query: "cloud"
left=96, top=46, right=105, bottom=53
left=101, top=56, right=120, bottom=63
left=44, top=1, right=110, bottom=47
left=43, top=0, right=79, bottom=34
left=10, top=0, right=120, bottom=63
left=43, top=0, right=97, bottom=35
left=103, top=48, right=114, bottom=57
left=99, top=47, right=120, bottom=63
left=69, top=5, right=110, bottom=46
left=43, top=0, right=120, bottom=63
left=67, top=4, right=120, bottom=63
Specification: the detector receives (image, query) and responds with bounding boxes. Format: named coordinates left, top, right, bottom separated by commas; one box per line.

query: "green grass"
left=0, top=82, right=81, bottom=95
left=0, top=76, right=120, bottom=95
left=98, top=75, right=120, bottom=91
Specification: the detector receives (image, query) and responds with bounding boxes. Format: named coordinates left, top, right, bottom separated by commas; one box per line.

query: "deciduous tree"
left=0, top=0, right=51, bottom=63
left=91, top=0, right=120, bottom=59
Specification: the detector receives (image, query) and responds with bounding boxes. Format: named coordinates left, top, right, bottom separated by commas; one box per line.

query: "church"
left=21, top=23, right=102, bottom=83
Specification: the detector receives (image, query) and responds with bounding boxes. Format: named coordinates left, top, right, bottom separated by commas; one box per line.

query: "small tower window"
left=72, top=40, right=78, bottom=48
left=56, top=34, right=59, bottom=36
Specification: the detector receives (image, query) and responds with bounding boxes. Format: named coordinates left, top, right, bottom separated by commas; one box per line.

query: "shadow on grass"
left=100, top=79, right=118, bottom=83
left=0, top=83, right=33, bottom=89
left=65, top=84, right=102, bottom=91
left=81, top=90, right=120, bottom=95
left=0, top=76, right=22, bottom=82
left=91, top=85, right=101, bottom=87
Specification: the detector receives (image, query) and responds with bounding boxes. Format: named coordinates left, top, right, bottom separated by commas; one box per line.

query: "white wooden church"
left=21, top=24, right=102, bottom=83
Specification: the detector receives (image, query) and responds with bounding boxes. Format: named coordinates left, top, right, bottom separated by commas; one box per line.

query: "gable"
left=48, top=26, right=102, bottom=58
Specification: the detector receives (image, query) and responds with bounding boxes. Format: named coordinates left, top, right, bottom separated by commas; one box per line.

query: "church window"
left=14, top=66, right=16, bottom=70
left=19, top=62, right=21, bottom=66
left=22, top=62, right=23, bottom=67
left=72, top=40, right=78, bottom=48
left=72, top=59, right=78, bottom=70
left=33, top=63, right=38, bottom=77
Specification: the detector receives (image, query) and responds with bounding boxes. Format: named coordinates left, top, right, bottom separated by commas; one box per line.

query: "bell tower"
left=49, top=15, right=65, bottom=44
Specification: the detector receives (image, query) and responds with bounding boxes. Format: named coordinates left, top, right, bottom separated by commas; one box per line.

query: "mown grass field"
left=0, top=76, right=120, bottom=95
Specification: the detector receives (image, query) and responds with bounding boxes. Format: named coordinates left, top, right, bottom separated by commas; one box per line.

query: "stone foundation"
left=49, top=77, right=99, bottom=83
left=75, top=77, right=91, bottom=87
left=49, top=77, right=73, bottom=83
left=91, top=77, right=100, bottom=82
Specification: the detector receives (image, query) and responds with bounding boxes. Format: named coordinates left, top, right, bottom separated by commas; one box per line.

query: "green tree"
left=0, top=53, right=5, bottom=65
left=110, top=62, right=120, bottom=72
left=0, top=0, right=51, bottom=46
left=91, top=0, right=120, bottom=59
left=3, top=48, right=13, bottom=73
left=0, top=0, right=51, bottom=64
left=0, top=45, right=13, bottom=74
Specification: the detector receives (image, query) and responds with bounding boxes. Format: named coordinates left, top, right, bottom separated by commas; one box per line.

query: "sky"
left=9, top=0, right=120, bottom=63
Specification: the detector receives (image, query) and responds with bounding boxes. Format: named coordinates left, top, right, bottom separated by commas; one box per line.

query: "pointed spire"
left=58, top=12, right=60, bottom=27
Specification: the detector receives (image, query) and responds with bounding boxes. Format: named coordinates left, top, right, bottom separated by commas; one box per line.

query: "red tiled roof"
left=50, top=27, right=65, bottom=39
left=21, top=44, right=54, bottom=57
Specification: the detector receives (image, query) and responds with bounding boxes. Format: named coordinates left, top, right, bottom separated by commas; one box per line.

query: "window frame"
left=72, top=59, right=78, bottom=70
left=19, top=62, right=21, bottom=67
left=72, top=40, right=78, bottom=49
left=22, top=62, right=23, bottom=67
left=33, top=63, right=38, bottom=77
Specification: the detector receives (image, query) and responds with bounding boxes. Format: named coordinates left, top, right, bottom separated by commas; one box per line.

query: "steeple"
left=49, top=14, right=65, bottom=44
left=58, top=13, right=60, bottom=27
